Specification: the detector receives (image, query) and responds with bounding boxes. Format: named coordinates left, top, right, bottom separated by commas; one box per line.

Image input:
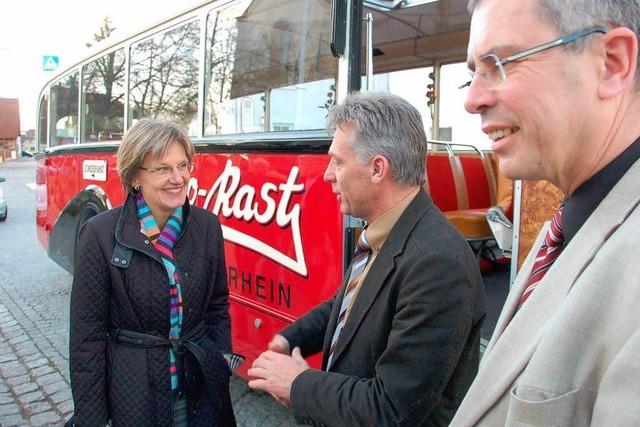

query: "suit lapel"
left=483, top=227, right=547, bottom=355
left=459, top=159, right=640, bottom=425
left=324, top=191, right=430, bottom=370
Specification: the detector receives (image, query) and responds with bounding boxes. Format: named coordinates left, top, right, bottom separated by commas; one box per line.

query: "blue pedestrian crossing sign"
left=42, top=55, right=59, bottom=72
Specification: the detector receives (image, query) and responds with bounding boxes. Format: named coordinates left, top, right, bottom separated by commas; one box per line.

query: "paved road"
left=0, top=159, right=297, bottom=426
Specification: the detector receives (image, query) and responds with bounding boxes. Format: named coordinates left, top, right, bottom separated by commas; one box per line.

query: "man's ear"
left=598, top=27, right=638, bottom=99
left=370, top=155, right=391, bottom=183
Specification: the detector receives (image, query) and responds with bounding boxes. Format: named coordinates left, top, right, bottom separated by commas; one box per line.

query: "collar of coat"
left=114, top=193, right=192, bottom=261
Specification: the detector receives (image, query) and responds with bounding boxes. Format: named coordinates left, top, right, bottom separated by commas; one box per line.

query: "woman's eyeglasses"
left=140, top=161, right=193, bottom=176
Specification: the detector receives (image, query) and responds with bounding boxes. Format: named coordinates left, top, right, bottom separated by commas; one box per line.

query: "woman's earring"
left=134, top=185, right=140, bottom=192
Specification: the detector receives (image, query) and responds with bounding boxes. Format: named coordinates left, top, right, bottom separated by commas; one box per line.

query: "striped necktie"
left=518, top=208, right=565, bottom=307
left=327, top=230, right=372, bottom=368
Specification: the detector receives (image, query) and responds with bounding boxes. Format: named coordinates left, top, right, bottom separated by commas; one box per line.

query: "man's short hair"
left=468, top=0, right=640, bottom=74
left=326, top=92, right=428, bottom=187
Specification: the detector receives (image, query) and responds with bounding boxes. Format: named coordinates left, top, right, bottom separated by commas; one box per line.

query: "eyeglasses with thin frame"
left=459, top=26, right=607, bottom=90
left=139, top=161, right=193, bottom=177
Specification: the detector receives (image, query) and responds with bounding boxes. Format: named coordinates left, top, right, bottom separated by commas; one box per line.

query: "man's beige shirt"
left=342, top=187, right=419, bottom=320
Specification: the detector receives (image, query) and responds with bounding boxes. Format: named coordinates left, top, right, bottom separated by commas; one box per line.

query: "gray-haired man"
left=248, top=92, right=485, bottom=426
left=452, top=0, right=640, bottom=425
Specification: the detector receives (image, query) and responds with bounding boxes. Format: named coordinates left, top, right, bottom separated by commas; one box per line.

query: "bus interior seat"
left=425, top=153, right=463, bottom=212
left=426, top=144, right=511, bottom=269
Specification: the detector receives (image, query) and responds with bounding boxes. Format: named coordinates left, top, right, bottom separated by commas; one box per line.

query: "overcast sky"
left=0, top=0, right=202, bottom=131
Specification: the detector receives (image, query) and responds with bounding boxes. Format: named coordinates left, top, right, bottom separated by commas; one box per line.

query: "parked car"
left=0, top=177, right=6, bottom=222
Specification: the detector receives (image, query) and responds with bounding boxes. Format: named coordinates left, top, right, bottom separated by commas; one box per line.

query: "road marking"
left=26, top=183, right=36, bottom=190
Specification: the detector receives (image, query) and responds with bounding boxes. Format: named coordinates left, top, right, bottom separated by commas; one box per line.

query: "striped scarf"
left=135, top=193, right=184, bottom=390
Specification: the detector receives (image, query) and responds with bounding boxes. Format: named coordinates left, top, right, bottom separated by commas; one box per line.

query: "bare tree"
left=129, top=21, right=200, bottom=129
left=83, top=17, right=126, bottom=141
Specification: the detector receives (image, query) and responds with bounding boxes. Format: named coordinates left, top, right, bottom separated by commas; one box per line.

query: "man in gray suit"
left=452, top=0, right=640, bottom=425
left=248, top=92, right=485, bottom=426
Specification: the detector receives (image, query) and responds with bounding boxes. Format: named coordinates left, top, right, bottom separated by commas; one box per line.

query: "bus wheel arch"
left=48, top=188, right=110, bottom=273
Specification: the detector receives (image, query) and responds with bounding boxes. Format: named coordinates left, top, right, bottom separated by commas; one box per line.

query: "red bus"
left=35, top=0, right=560, bottom=377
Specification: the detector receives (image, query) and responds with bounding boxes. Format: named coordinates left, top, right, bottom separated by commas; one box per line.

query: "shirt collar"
left=366, top=187, right=420, bottom=252
left=563, top=136, right=640, bottom=244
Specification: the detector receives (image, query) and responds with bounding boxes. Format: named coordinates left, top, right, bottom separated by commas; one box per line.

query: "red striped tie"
left=327, top=230, right=371, bottom=368
left=518, top=209, right=565, bottom=308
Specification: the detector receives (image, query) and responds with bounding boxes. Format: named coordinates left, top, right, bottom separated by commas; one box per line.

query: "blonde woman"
left=70, top=119, right=236, bottom=426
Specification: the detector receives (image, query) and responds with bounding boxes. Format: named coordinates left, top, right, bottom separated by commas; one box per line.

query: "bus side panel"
left=229, top=302, right=322, bottom=378
left=36, top=157, right=50, bottom=250
left=189, top=152, right=343, bottom=374
left=76, top=152, right=125, bottom=206
left=38, top=154, right=84, bottom=255
left=47, top=155, right=81, bottom=232
left=37, top=151, right=124, bottom=264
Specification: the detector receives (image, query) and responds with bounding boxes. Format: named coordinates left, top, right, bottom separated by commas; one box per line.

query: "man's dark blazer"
left=281, top=190, right=485, bottom=427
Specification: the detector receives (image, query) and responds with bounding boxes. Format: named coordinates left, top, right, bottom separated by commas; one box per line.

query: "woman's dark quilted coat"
left=70, top=196, right=236, bottom=426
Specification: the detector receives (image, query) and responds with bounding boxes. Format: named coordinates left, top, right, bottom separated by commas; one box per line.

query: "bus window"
left=204, top=0, right=337, bottom=136
left=360, top=2, right=471, bottom=139
left=38, top=92, right=48, bottom=152
left=129, top=20, right=200, bottom=134
left=82, top=48, right=125, bottom=142
left=270, top=79, right=335, bottom=131
left=204, top=2, right=262, bottom=135
left=50, top=71, right=79, bottom=147
left=439, top=62, right=486, bottom=149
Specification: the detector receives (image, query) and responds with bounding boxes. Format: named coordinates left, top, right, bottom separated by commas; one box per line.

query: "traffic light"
left=426, top=72, right=436, bottom=107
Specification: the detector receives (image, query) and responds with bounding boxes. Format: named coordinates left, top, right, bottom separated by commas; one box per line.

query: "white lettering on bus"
left=188, top=160, right=307, bottom=276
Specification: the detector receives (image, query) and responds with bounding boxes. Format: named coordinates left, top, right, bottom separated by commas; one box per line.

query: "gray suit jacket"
left=451, top=159, right=640, bottom=426
left=282, top=190, right=485, bottom=427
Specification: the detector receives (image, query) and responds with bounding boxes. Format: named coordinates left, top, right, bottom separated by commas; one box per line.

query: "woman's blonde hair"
left=117, top=119, right=195, bottom=194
